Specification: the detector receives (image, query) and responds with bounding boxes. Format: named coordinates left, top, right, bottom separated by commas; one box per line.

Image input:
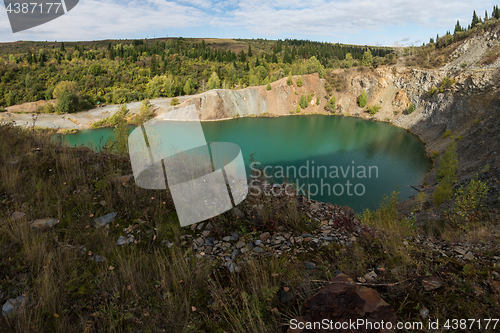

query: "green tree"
left=208, top=72, right=220, bottom=89
left=56, top=90, right=79, bottom=114
left=361, top=50, right=373, bottom=66
left=297, top=75, right=303, bottom=87
left=104, top=105, right=129, bottom=155
left=345, top=53, right=353, bottom=68
left=436, top=139, right=458, bottom=183
left=472, top=10, right=480, bottom=28
left=287, top=73, right=293, bottom=85
left=454, top=20, right=462, bottom=34
left=184, top=78, right=194, bottom=95
left=266, top=82, right=271, bottom=91
left=299, top=94, right=308, bottom=109
left=248, top=45, right=252, bottom=57
left=53, top=81, right=79, bottom=99
left=150, top=55, right=159, bottom=77
left=357, top=90, right=367, bottom=108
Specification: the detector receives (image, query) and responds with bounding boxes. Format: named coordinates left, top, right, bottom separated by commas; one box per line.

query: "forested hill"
left=0, top=38, right=394, bottom=111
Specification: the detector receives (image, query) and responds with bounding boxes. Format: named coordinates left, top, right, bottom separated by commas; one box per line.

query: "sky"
left=0, top=0, right=498, bottom=46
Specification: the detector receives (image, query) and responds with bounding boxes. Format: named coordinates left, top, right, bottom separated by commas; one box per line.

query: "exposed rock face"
left=288, top=274, right=396, bottom=333
left=155, top=73, right=327, bottom=120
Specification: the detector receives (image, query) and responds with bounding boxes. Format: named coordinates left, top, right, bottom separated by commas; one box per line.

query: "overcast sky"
left=0, top=0, right=498, bottom=46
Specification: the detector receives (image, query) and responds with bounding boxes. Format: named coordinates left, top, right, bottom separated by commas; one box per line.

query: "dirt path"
left=0, top=96, right=196, bottom=130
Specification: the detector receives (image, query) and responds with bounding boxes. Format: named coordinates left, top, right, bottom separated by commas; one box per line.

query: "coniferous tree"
left=485, top=10, right=488, bottom=20
left=454, top=20, right=462, bottom=34
left=248, top=45, right=252, bottom=57
left=472, top=10, right=480, bottom=28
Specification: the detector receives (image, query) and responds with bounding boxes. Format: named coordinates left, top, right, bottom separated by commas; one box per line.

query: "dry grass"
left=0, top=124, right=499, bottom=332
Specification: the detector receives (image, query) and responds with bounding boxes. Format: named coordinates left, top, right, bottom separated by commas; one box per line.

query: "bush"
left=37, top=103, right=55, bottom=113
left=296, top=105, right=301, bottom=113
left=452, top=174, right=488, bottom=222
left=442, top=129, right=452, bottom=138
left=287, top=74, right=293, bottom=86
left=316, top=97, right=320, bottom=106
left=91, top=105, right=129, bottom=128
left=325, top=96, right=336, bottom=112
left=357, top=90, right=367, bottom=108
left=266, top=83, right=271, bottom=91
left=433, top=180, right=454, bottom=206
left=170, top=98, right=179, bottom=106
left=129, top=100, right=154, bottom=126
left=461, top=62, right=467, bottom=68
left=367, top=104, right=381, bottom=115
left=407, top=103, right=415, bottom=114
left=427, top=87, right=438, bottom=96
left=297, top=76, right=303, bottom=87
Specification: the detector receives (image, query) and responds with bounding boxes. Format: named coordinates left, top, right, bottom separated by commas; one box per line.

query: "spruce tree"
left=472, top=10, right=479, bottom=28
left=454, top=20, right=462, bottom=34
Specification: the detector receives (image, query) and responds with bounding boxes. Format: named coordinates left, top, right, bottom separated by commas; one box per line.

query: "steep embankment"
left=157, top=73, right=328, bottom=120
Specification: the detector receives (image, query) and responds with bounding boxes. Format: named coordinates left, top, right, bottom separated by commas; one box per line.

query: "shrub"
left=433, top=180, right=454, bottom=206
left=442, top=129, right=451, bottom=138
left=461, top=62, right=467, bottom=68
left=452, top=174, right=488, bottom=222
left=427, top=87, right=438, bottom=96
left=357, top=90, right=367, bottom=107
left=325, top=96, right=336, bottom=112
left=266, top=83, right=271, bottom=91
left=297, top=76, right=303, bottom=87
left=39, top=103, right=55, bottom=113
left=91, top=105, right=129, bottom=128
left=170, top=97, right=179, bottom=106
left=367, top=104, right=381, bottom=116
left=287, top=74, right=293, bottom=86
left=296, top=105, right=301, bottom=113
left=316, top=97, right=320, bottom=106
left=129, top=100, right=154, bottom=126
left=407, top=103, right=416, bottom=114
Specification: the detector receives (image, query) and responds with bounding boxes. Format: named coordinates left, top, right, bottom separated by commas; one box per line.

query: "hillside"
left=2, top=19, right=500, bottom=333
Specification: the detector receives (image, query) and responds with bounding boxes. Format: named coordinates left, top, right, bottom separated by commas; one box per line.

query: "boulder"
left=12, top=212, right=25, bottom=220
left=30, top=218, right=59, bottom=230
left=288, top=274, right=396, bottom=333
left=92, top=212, right=117, bottom=229
left=2, top=295, right=29, bottom=316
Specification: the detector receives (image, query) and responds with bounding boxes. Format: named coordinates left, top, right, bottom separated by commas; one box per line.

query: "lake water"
left=53, top=115, right=431, bottom=211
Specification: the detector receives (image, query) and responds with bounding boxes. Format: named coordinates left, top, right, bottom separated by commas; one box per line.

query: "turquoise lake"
left=53, top=115, right=432, bottom=211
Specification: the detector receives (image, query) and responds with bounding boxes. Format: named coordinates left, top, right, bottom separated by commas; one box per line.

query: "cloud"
left=0, top=0, right=496, bottom=42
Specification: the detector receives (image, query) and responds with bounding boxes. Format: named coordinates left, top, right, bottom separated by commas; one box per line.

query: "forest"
left=0, top=38, right=394, bottom=111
